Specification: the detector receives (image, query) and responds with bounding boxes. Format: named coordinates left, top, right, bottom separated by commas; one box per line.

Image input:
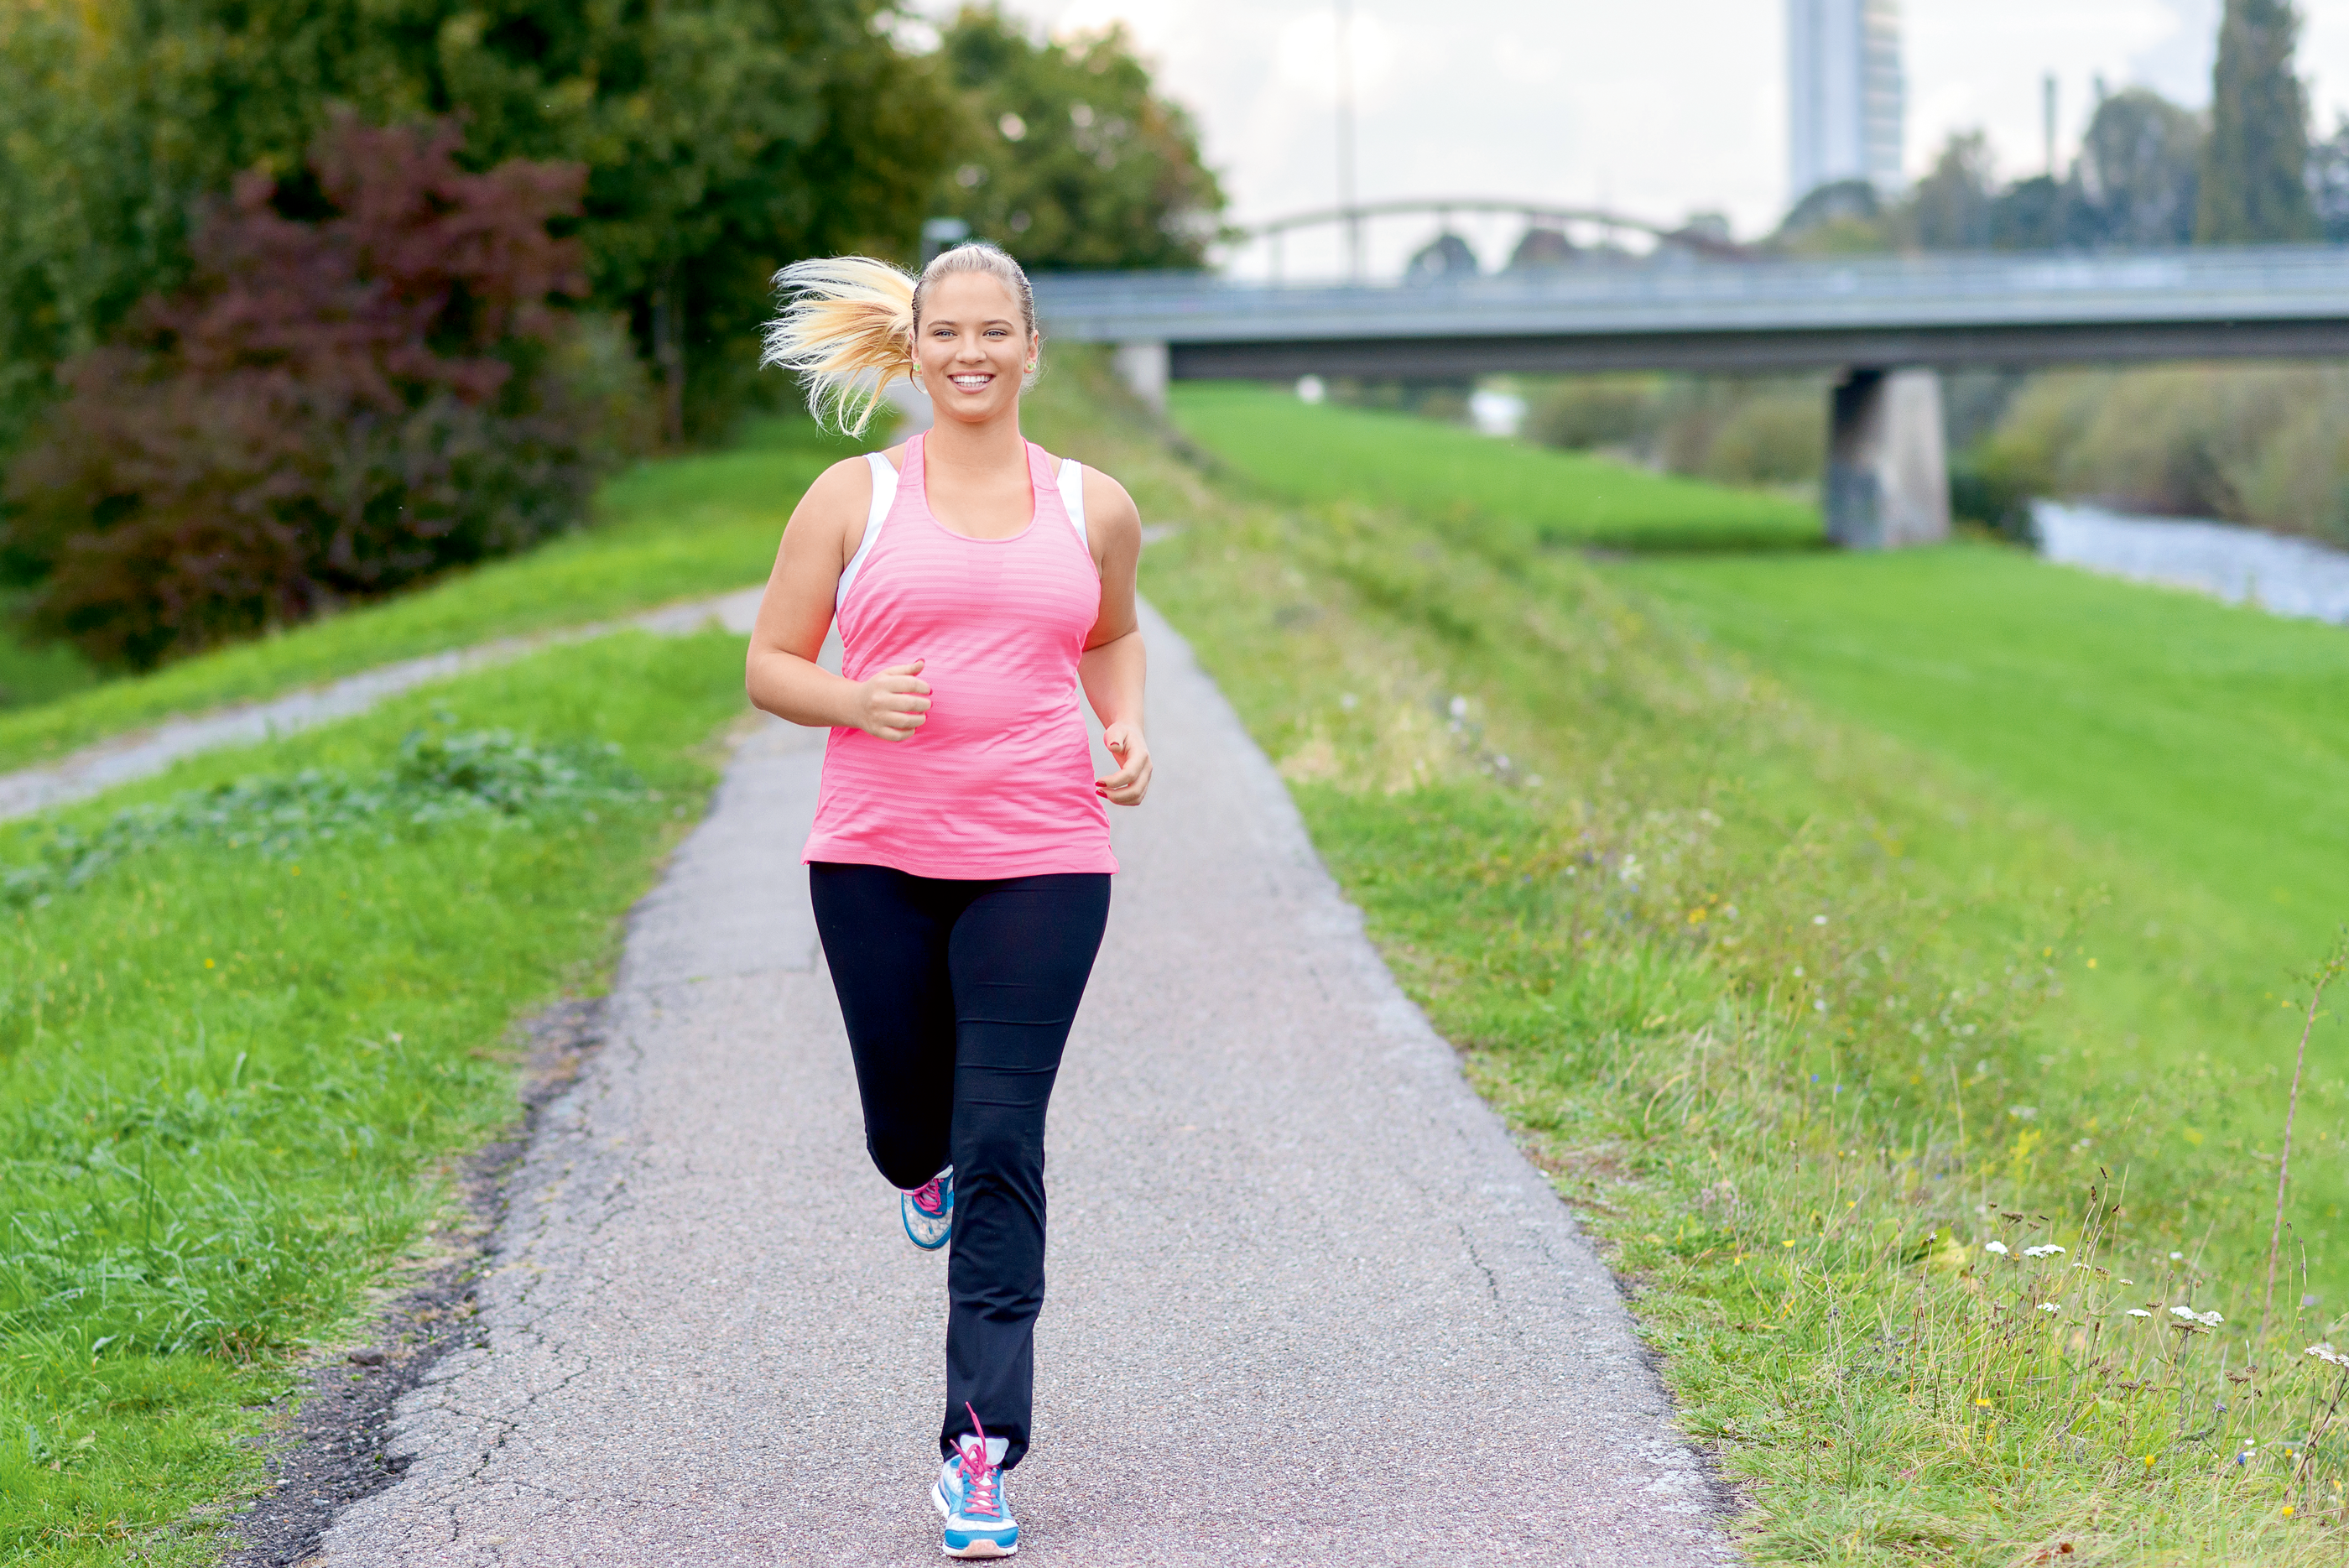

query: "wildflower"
left=2119, top=1278, right=2134, bottom=1285
left=2037, top=1302, right=2060, bottom=1314
left=2169, top=1251, right=2184, bottom=1260
left=2307, top=1342, right=2349, bottom=1367
left=2198, top=1310, right=2224, bottom=1327
left=2023, top=1244, right=2066, bottom=1258
left=2128, top=1309, right=2154, bottom=1318
left=1813, top=914, right=1828, bottom=925
left=1973, top=1397, right=1993, bottom=1407
left=2170, top=1305, right=2200, bottom=1321
left=1983, top=1242, right=2010, bottom=1256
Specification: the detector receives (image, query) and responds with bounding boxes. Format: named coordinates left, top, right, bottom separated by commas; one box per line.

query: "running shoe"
left=901, top=1166, right=953, bottom=1251
left=935, top=1407, right=1017, bottom=1558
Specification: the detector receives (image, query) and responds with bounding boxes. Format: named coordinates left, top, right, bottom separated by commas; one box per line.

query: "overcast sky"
left=932, top=0, right=2349, bottom=277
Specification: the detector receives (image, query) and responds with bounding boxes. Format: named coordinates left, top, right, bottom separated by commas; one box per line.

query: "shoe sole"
left=935, top=1479, right=1015, bottom=1557
left=942, top=1535, right=1017, bottom=1559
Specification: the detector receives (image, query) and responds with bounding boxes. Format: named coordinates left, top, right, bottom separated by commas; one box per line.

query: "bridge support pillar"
left=1112, top=341, right=1169, bottom=411
left=1825, top=368, right=1950, bottom=549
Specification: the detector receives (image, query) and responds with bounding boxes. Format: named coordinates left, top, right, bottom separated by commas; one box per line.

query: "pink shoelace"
left=909, top=1175, right=945, bottom=1216
left=955, top=1404, right=1003, bottom=1520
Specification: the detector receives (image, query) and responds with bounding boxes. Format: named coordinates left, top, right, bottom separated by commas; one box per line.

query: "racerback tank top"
left=801, top=432, right=1117, bottom=878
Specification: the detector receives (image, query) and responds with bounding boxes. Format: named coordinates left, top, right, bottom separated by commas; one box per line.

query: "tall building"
left=1787, top=0, right=1906, bottom=203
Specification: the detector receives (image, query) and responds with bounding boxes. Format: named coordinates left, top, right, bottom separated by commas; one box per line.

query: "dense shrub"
left=0, top=119, right=624, bottom=670
left=1522, top=376, right=1659, bottom=452
left=1524, top=374, right=1825, bottom=487
left=1975, top=364, right=2349, bottom=543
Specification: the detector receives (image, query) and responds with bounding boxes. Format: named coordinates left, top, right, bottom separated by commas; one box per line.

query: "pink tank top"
left=802, top=433, right=1117, bottom=878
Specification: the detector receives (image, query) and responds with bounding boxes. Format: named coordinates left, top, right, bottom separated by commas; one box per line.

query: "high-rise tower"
left=1787, top=0, right=1905, bottom=203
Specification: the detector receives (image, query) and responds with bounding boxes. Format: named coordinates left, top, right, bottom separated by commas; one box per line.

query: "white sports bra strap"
left=1056, top=459, right=1087, bottom=545
left=837, top=451, right=897, bottom=610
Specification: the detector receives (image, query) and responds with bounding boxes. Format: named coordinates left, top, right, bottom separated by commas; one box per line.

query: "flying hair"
left=763, top=242, right=1039, bottom=438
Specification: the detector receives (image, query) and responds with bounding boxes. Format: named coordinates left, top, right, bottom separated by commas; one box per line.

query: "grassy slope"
left=0, top=632, right=747, bottom=1565
left=1040, top=373, right=2349, bottom=1560
left=1615, top=547, right=2349, bottom=935
left=0, top=416, right=853, bottom=774
left=1171, top=382, right=1821, bottom=550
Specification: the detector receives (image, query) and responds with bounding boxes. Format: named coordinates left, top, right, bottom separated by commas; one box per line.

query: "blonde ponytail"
left=762, top=256, right=918, bottom=438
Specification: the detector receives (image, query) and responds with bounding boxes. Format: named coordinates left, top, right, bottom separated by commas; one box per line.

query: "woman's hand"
left=854, top=659, right=931, bottom=742
left=1097, top=721, right=1152, bottom=805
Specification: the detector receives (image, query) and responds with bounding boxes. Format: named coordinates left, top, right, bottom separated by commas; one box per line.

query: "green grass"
left=0, top=630, right=747, bottom=1564
left=1169, top=382, right=1822, bottom=551
left=0, top=593, right=100, bottom=713
left=1030, top=367, right=2349, bottom=1560
left=1613, top=545, right=2349, bottom=969
left=0, top=415, right=854, bottom=775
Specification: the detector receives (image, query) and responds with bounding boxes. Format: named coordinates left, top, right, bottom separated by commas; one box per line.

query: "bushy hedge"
left=0, top=119, right=638, bottom=671
left=1523, top=374, right=1826, bottom=487
left=1973, top=364, right=2349, bottom=544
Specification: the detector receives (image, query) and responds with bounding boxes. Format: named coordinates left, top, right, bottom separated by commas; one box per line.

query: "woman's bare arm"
left=744, top=453, right=934, bottom=740
left=1076, top=466, right=1151, bottom=805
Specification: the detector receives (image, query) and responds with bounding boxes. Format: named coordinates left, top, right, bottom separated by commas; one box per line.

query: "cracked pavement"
left=320, top=604, right=1737, bottom=1565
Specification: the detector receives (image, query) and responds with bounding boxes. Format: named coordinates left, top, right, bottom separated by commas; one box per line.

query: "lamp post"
left=1336, top=0, right=1361, bottom=282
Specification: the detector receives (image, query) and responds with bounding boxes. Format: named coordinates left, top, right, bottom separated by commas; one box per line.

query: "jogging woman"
left=745, top=242, right=1149, bottom=1560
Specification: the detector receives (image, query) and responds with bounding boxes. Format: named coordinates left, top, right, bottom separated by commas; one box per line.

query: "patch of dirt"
left=219, top=998, right=606, bottom=1567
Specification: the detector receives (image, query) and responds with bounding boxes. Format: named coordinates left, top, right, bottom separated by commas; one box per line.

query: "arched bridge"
left=1233, top=196, right=1747, bottom=278
left=1033, top=246, right=2349, bottom=549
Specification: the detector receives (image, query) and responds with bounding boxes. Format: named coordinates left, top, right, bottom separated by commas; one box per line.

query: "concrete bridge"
left=1033, top=246, right=2349, bottom=548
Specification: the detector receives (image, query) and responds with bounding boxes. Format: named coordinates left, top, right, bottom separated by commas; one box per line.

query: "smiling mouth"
left=948, top=373, right=994, bottom=391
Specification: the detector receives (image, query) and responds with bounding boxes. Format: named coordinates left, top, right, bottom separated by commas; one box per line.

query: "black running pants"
left=808, top=862, right=1110, bottom=1471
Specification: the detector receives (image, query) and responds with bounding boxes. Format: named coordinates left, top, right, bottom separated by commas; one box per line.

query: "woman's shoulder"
left=1046, top=453, right=1138, bottom=530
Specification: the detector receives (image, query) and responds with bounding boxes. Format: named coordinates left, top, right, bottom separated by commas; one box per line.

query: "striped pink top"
left=802, top=433, right=1116, bottom=878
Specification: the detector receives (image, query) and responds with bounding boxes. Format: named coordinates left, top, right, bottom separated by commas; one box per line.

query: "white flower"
left=2119, top=1278, right=2135, bottom=1285
left=2023, top=1244, right=2066, bottom=1258
left=1983, top=1242, right=2010, bottom=1256
left=2170, top=1305, right=2200, bottom=1321
left=2037, top=1302, right=2060, bottom=1314
left=2169, top=1251, right=2185, bottom=1261
left=2198, top=1310, right=2225, bottom=1327
left=1813, top=914, right=1828, bottom=925
left=2128, top=1309, right=2154, bottom=1318
left=2307, top=1342, right=2349, bottom=1367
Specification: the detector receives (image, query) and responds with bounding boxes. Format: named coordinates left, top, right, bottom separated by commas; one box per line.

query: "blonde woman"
left=746, top=242, right=1149, bottom=1560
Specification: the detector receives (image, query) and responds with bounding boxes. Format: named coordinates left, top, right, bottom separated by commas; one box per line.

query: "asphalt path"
left=0, top=589, right=765, bottom=822
left=319, top=602, right=1737, bottom=1565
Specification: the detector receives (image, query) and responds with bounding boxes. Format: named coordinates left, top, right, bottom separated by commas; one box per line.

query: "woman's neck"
left=922, top=405, right=1027, bottom=474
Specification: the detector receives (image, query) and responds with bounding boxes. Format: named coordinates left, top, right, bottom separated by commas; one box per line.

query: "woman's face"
left=913, top=270, right=1036, bottom=423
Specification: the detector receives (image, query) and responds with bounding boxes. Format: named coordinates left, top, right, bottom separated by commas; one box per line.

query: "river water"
left=2030, top=501, right=2349, bottom=626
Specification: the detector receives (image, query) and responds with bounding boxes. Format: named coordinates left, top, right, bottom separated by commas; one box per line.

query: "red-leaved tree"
left=1, top=117, right=601, bottom=669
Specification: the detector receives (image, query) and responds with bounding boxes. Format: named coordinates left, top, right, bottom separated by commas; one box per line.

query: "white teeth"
left=950, top=375, right=991, bottom=388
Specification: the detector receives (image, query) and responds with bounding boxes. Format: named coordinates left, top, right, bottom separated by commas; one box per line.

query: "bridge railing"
left=1032, top=245, right=2349, bottom=342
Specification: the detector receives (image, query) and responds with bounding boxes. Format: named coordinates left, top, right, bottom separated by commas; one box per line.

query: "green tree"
left=2197, top=0, right=2318, bottom=242
left=2073, top=87, right=2205, bottom=247
left=931, top=7, right=1225, bottom=270
left=1911, top=131, right=1997, bottom=250
left=0, top=0, right=955, bottom=450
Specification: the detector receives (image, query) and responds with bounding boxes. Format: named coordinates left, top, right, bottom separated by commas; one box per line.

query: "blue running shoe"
left=935, top=1406, right=1017, bottom=1558
left=901, top=1166, right=953, bottom=1251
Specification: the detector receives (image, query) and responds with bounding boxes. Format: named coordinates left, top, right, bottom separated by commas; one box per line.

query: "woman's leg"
left=808, top=862, right=963, bottom=1190
left=939, top=872, right=1112, bottom=1471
